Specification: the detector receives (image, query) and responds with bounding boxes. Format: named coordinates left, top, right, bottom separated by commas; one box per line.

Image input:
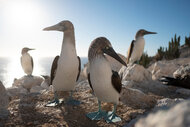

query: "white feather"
left=90, top=56, right=120, bottom=104
left=52, top=42, right=79, bottom=91
left=21, top=53, right=33, bottom=75
left=129, top=37, right=145, bottom=63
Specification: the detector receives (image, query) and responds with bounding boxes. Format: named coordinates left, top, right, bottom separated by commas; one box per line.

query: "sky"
left=0, top=0, right=190, bottom=58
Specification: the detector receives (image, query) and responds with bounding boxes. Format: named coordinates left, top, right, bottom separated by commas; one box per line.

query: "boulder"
left=119, top=64, right=152, bottom=82
left=148, top=58, right=190, bottom=80
left=123, top=80, right=168, bottom=95
left=176, top=88, right=190, bottom=96
left=0, top=81, right=9, bottom=118
left=154, top=98, right=184, bottom=111
left=105, top=53, right=127, bottom=72
left=40, top=75, right=50, bottom=89
left=30, top=86, right=45, bottom=93
left=81, top=63, right=89, bottom=79
left=124, top=98, right=184, bottom=127
left=7, top=86, right=28, bottom=97
left=120, top=87, right=156, bottom=108
left=120, top=64, right=168, bottom=95
left=12, top=75, right=44, bottom=90
left=150, top=61, right=179, bottom=80
left=173, top=64, right=190, bottom=78
left=135, top=99, right=190, bottom=127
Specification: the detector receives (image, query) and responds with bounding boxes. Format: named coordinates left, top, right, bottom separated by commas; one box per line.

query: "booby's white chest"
left=130, top=37, right=145, bottom=63
left=53, top=42, right=79, bottom=91
left=90, top=57, right=120, bottom=104
left=21, top=53, right=33, bottom=75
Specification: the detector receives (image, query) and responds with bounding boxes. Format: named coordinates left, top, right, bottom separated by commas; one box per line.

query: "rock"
left=150, top=61, right=179, bottom=80
left=135, top=99, right=190, bottom=127
left=40, top=75, right=50, bottom=89
left=0, top=81, right=9, bottom=118
left=30, top=86, right=45, bottom=93
left=148, top=58, right=190, bottom=80
left=12, top=75, right=44, bottom=90
left=176, top=88, right=190, bottom=96
left=120, top=87, right=156, bottom=108
left=120, top=64, right=168, bottom=95
left=122, top=80, right=169, bottom=96
left=173, top=64, right=190, bottom=78
left=105, top=53, right=127, bottom=72
left=154, top=98, right=184, bottom=111
left=119, top=64, right=152, bottom=82
left=81, top=63, right=89, bottom=79
left=7, top=86, right=28, bottom=97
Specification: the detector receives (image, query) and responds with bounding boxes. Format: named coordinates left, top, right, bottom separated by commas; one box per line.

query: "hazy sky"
left=0, top=0, right=190, bottom=57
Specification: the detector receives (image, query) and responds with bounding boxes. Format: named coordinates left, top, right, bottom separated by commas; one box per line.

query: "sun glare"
left=5, top=56, right=44, bottom=87
left=2, top=0, right=46, bottom=30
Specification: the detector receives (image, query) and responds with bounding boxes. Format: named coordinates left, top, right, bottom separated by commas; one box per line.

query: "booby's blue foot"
left=45, top=91, right=63, bottom=107
left=64, top=91, right=81, bottom=105
left=86, top=100, right=107, bottom=120
left=45, top=98, right=64, bottom=107
left=105, top=111, right=121, bottom=123
left=65, top=98, right=81, bottom=105
left=86, top=110, right=107, bottom=120
left=105, top=104, right=121, bottom=123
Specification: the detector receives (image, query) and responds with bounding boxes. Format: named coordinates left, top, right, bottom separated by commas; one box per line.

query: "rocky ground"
left=0, top=57, right=190, bottom=127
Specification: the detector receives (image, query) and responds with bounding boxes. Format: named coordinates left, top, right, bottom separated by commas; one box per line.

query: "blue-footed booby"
left=126, top=29, right=157, bottom=64
left=21, top=47, right=35, bottom=76
left=86, top=37, right=127, bottom=123
left=43, top=20, right=81, bottom=106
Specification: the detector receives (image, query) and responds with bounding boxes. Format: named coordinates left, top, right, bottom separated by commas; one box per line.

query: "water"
left=0, top=57, right=88, bottom=88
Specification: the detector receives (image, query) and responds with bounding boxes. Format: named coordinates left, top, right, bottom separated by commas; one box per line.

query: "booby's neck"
left=135, top=36, right=144, bottom=40
left=60, top=30, right=76, bottom=55
left=89, top=53, right=105, bottom=65
left=22, top=52, right=29, bottom=55
left=63, top=30, right=75, bottom=45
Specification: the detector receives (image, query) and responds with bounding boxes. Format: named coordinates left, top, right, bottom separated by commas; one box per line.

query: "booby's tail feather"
left=160, top=76, right=190, bottom=89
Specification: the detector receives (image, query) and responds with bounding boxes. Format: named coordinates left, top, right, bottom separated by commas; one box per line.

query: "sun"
left=2, top=0, right=46, bottom=30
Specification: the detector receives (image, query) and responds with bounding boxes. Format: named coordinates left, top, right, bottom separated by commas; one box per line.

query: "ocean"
left=0, top=57, right=88, bottom=88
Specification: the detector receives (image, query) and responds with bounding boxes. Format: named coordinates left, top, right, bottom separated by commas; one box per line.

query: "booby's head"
left=21, top=47, right=35, bottom=55
left=43, top=20, right=74, bottom=32
left=88, top=37, right=127, bottom=66
left=135, top=29, right=157, bottom=39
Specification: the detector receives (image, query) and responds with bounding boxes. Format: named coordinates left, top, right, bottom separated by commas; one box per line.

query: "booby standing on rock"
left=21, top=47, right=35, bottom=76
left=87, top=37, right=127, bottom=123
left=126, top=29, right=157, bottom=64
left=43, top=20, right=81, bottom=106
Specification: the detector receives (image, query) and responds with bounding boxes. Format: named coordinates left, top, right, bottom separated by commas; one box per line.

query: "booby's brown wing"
left=20, top=57, right=23, bottom=67
left=76, top=56, right=81, bottom=81
left=126, top=40, right=135, bottom=64
left=50, top=55, right=59, bottom=85
left=111, top=70, right=122, bottom=93
left=31, top=57, right=34, bottom=70
left=87, top=73, right=94, bottom=91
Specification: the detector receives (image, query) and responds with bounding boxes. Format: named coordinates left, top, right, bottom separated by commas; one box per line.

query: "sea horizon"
left=0, top=56, right=88, bottom=88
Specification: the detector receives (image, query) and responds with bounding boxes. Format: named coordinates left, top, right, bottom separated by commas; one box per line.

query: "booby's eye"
left=105, top=46, right=109, bottom=50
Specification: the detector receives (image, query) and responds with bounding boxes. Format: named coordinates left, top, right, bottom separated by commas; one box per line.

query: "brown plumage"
left=126, top=40, right=135, bottom=64
left=50, top=56, right=59, bottom=85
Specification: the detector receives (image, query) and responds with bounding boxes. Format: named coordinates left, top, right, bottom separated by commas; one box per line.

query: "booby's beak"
left=145, top=31, right=157, bottom=35
left=28, top=48, right=35, bottom=51
left=103, top=47, right=127, bottom=66
left=43, top=23, right=65, bottom=31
